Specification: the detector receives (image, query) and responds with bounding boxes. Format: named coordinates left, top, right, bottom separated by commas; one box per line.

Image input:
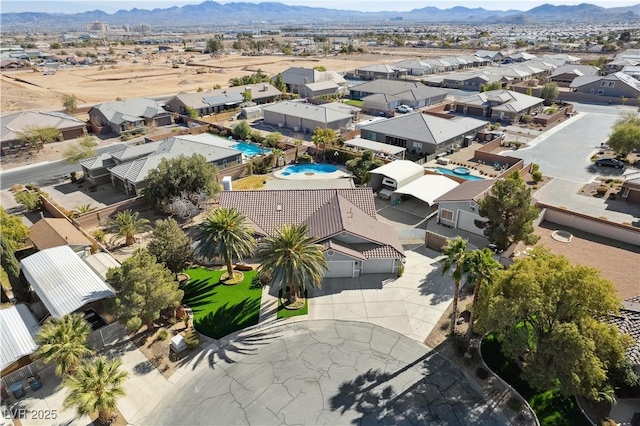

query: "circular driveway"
left=146, top=321, right=508, bottom=425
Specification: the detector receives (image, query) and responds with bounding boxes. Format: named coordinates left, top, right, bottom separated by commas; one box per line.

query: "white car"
left=396, top=105, right=413, bottom=113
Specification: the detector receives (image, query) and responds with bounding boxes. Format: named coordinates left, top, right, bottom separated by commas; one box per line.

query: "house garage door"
left=324, top=261, right=354, bottom=278
left=457, top=210, right=481, bottom=235
left=362, top=259, right=393, bottom=274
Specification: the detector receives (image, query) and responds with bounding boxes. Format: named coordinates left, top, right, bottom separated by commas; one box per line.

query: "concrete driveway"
left=146, top=321, right=509, bottom=425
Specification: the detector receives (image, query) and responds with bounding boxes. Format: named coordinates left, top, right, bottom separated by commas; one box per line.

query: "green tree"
left=143, top=154, right=220, bottom=206
left=106, top=210, right=151, bottom=247
left=107, top=249, right=183, bottom=331
left=0, top=234, right=29, bottom=302
left=345, top=150, right=384, bottom=184
left=62, top=356, right=128, bottom=424
left=479, top=81, right=502, bottom=92
left=293, top=139, right=302, bottom=163
left=206, top=37, right=223, bottom=54
left=607, top=111, right=640, bottom=156
left=232, top=120, right=253, bottom=140
left=313, top=65, right=327, bottom=71
left=477, top=247, right=633, bottom=399
left=62, top=136, right=98, bottom=164
left=263, top=131, right=282, bottom=148
left=272, top=73, right=287, bottom=92
left=462, top=248, right=502, bottom=338
left=69, top=203, right=96, bottom=218
left=242, top=90, right=253, bottom=103
left=271, top=148, right=285, bottom=167
left=18, top=126, right=61, bottom=151
left=312, top=128, right=338, bottom=159
left=540, top=83, right=559, bottom=105
left=441, top=237, right=469, bottom=334
left=526, top=87, right=533, bottom=96
left=0, top=207, right=29, bottom=250
left=14, top=190, right=41, bottom=211
left=257, top=224, right=327, bottom=304
left=62, top=94, right=78, bottom=112
left=476, top=172, right=540, bottom=251
left=184, top=106, right=199, bottom=118
left=195, top=208, right=256, bottom=278
left=34, top=314, right=94, bottom=376
left=147, top=218, right=193, bottom=275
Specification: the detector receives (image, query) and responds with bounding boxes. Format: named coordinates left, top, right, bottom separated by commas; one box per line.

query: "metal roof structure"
left=84, top=252, right=121, bottom=280
left=434, top=179, right=496, bottom=203
left=369, top=160, right=424, bottom=183
left=393, top=175, right=460, bottom=207
left=343, top=138, right=406, bottom=157
left=262, top=101, right=352, bottom=124
left=20, top=245, right=116, bottom=319
left=0, top=304, right=39, bottom=372
left=1, top=111, right=85, bottom=142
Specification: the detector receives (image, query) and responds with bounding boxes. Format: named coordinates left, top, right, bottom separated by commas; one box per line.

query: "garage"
left=362, top=259, right=395, bottom=274
left=325, top=261, right=355, bottom=278
left=456, top=209, right=483, bottom=235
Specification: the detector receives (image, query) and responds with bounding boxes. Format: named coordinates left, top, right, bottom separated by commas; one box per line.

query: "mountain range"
left=1, top=2, right=639, bottom=28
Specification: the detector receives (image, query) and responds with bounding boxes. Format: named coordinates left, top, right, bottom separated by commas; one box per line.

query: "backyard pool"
left=231, top=141, right=271, bottom=157
left=280, top=164, right=338, bottom=176
left=436, top=167, right=485, bottom=181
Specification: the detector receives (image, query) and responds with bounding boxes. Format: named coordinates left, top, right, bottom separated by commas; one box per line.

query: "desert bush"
left=596, top=186, right=608, bottom=196
left=10, top=184, right=24, bottom=193
left=15, top=191, right=41, bottom=211
left=298, top=153, right=313, bottom=164
left=184, top=329, right=200, bottom=349
left=532, top=170, right=543, bottom=183
left=92, top=229, right=106, bottom=243
left=397, top=262, right=405, bottom=277
left=157, top=328, right=169, bottom=341
left=531, top=163, right=540, bottom=172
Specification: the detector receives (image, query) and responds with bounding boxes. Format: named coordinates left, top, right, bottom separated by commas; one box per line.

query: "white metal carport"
left=343, top=138, right=406, bottom=159
left=0, top=305, right=39, bottom=373
left=392, top=175, right=460, bottom=206
left=369, top=160, right=425, bottom=191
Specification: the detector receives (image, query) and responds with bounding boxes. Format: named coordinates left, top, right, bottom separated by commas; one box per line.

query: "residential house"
left=521, top=59, right=559, bottom=74
left=423, top=58, right=455, bottom=73
left=354, top=64, right=406, bottom=80
left=80, top=142, right=159, bottom=185
left=0, top=305, right=40, bottom=376
left=219, top=188, right=405, bottom=278
left=621, top=66, right=640, bottom=80
left=434, top=179, right=496, bottom=236
left=604, top=58, right=639, bottom=75
left=621, top=170, right=640, bottom=204
left=29, top=218, right=93, bottom=253
left=359, top=113, right=487, bottom=156
left=278, top=67, right=347, bottom=95
left=474, top=50, right=506, bottom=63
left=262, top=101, right=353, bottom=132
left=88, top=98, right=173, bottom=135
left=350, top=80, right=447, bottom=110
left=1, top=111, right=87, bottom=154
left=303, top=81, right=340, bottom=98
left=508, top=52, right=537, bottom=63
left=607, top=295, right=640, bottom=374
left=441, top=72, right=511, bottom=90
left=164, top=83, right=281, bottom=116
left=548, top=65, right=600, bottom=86
left=541, top=54, right=581, bottom=66
left=392, top=59, right=434, bottom=76
left=454, top=90, right=544, bottom=123
left=570, top=72, right=640, bottom=98
left=20, top=245, right=116, bottom=320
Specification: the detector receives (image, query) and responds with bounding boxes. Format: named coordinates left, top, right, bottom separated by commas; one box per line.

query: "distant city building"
left=86, top=21, right=109, bottom=32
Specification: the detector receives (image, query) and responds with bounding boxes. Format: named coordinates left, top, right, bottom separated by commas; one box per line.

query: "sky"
left=0, top=0, right=638, bottom=14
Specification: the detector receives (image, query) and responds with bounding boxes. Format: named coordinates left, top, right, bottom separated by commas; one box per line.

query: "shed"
left=238, top=105, right=263, bottom=120
left=0, top=305, right=40, bottom=374
left=20, top=246, right=116, bottom=319
left=369, top=160, right=424, bottom=194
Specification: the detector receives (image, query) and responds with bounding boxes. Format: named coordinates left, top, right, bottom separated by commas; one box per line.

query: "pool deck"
left=273, top=166, right=351, bottom=180
left=424, top=163, right=486, bottom=180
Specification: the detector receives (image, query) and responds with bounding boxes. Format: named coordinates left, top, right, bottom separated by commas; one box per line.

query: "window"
left=600, top=81, right=615, bottom=87
left=368, top=132, right=377, bottom=140
left=412, top=142, right=423, bottom=152
left=621, top=187, right=630, bottom=198
left=440, top=209, right=454, bottom=221
left=385, top=136, right=407, bottom=147
left=598, top=90, right=604, bottom=95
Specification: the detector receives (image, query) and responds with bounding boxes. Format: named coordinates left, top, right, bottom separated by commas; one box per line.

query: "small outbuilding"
left=368, top=160, right=425, bottom=199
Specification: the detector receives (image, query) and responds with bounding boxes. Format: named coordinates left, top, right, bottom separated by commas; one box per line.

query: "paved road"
left=146, top=321, right=509, bottom=426
left=0, top=144, right=125, bottom=190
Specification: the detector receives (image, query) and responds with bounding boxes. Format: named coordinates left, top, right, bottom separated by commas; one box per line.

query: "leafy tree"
left=62, top=356, right=128, bottom=424
left=345, top=150, right=383, bottom=184
left=271, top=148, right=285, bottom=167
left=232, top=120, right=253, bottom=140
left=242, top=89, right=253, bottom=103
left=312, top=128, right=338, bottom=159
left=477, top=246, right=632, bottom=399
left=313, top=65, right=327, bottom=71
left=14, top=190, right=41, bottom=211
left=195, top=208, right=256, bottom=278
left=143, top=154, right=220, bottom=206
left=0, top=207, right=29, bottom=250
left=462, top=248, right=502, bottom=338
left=63, top=136, right=98, bottom=164
left=272, top=73, right=287, bottom=92
left=476, top=172, right=540, bottom=251
left=479, top=81, right=502, bottom=92
left=147, top=218, right=193, bottom=275
left=293, top=139, right=302, bottom=163
left=0, top=234, right=29, bottom=302
left=441, top=237, right=469, bottom=334
left=107, top=249, right=183, bottom=331
left=263, top=132, right=282, bottom=148
left=34, top=314, right=94, bottom=376
left=541, top=83, right=559, bottom=105
left=106, top=210, right=151, bottom=246
left=257, top=224, right=327, bottom=304
left=18, top=126, right=61, bottom=151
left=206, top=38, right=224, bottom=54
left=608, top=111, right=640, bottom=156
left=62, top=94, right=78, bottom=112
left=228, top=70, right=270, bottom=87
left=184, top=106, right=199, bottom=118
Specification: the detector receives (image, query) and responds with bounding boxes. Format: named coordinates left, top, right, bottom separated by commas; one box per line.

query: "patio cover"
left=394, top=175, right=459, bottom=206
left=84, top=252, right=121, bottom=281
left=0, top=304, right=39, bottom=371
left=20, top=246, right=116, bottom=319
left=343, top=138, right=406, bottom=157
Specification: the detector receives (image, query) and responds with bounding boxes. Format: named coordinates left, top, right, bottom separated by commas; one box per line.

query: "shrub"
left=590, top=155, right=598, bottom=162
left=521, top=114, right=533, bottom=124
left=92, top=229, right=106, bottom=243
left=532, top=170, right=543, bottom=183
left=15, top=191, right=41, bottom=211
left=513, top=141, right=523, bottom=150
left=601, top=419, right=617, bottom=426
left=298, top=153, right=313, bottom=164
left=596, top=186, right=608, bottom=196
left=10, top=184, right=24, bottom=193
left=476, top=367, right=489, bottom=380
left=507, top=397, right=522, bottom=411
left=169, top=316, right=178, bottom=325
left=184, top=329, right=200, bottom=349
left=531, top=163, right=540, bottom=172
left=157, top=328, right=169, bottom=341
left=126, top=317, right=142, bottom=332
left=397, top=262, right=405, bottom=277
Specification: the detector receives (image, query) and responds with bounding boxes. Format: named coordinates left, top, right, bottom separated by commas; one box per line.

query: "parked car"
left=395, top=105, right=413, bottom=114
left=595, top=158, right=624, bottom=169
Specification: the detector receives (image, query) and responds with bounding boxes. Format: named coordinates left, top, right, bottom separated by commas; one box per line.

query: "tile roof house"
left=29, top=218, right=93, bottom=252
left=88, top=98, right=173, bottom=135
left=1, top=111, right=87, bottom=154
left=454, top=90, right=544, bottom=124
left=219, top=188, right=405, bottom=278
left=355, top=64, right=407, bottom=80
left=434, top=179, right=496, bottom=236
left=607, top=295, right=640, bottom=371
left=350, top=80, right=447, bottom=111
left=570, top=72, right=640, bottom=99
left=164, top=83, right=281, bottom=116
left=359, top=112, right=487, bottom=156
left=262, top=101, right=354, bottom=132
left=548, top=64, right=600, bottom=85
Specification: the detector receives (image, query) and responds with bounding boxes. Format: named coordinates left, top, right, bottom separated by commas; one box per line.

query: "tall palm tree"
left=107, top=210, right=151, bottom=246
left=196, top=208, right=256, bottom=278
left=271, top=148, right=285, bottom=168
left=34, top=314, right=94, bottom=376
left=463, top=248, right=502, bottom=339
left=441, top=236, right=469, bottom=334
left=293, top=140, right=302, bottom=163
left=256, top=224, right=328, bottom=304
left=62, top=356, right=129, bottom=424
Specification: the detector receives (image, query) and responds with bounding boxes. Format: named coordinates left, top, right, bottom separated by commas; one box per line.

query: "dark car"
left=595, top=158, right=624, bottom=169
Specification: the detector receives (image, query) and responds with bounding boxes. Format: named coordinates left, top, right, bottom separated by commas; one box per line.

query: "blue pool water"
left=281, top=164, right=338, bottom=176
left=231, top=142, right=271, bottom=157
left=437, top=167, right=485, bottom=181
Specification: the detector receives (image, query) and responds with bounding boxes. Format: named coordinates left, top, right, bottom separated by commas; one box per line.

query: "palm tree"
left=463, top=248, right=502, bottom=339
left=62, top=356, right=128, bottom=424
left=256, top=224, right=328, bottom=304
left=69, top=203, right=96, bottom=218
left=293, top=140, right=302, bottom=163
left=271, top=148, right=285, bottom=168
left=441, top=236, right=469, bottom=334
left=196, top=208, right=256, bottom=278
left=107, top=210, right=151, bottom=246
left=34, top=314, right=94, bottom=376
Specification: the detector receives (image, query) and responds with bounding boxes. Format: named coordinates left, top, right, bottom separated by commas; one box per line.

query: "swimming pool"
left=436, top=167, right=485, bottom=181
left=280, top=164, right=338, bottom=176
left=231, top=142, right=271, bottom=157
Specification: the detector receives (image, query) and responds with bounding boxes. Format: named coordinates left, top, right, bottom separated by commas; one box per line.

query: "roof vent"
left=276, top=204, right=282, bottom=211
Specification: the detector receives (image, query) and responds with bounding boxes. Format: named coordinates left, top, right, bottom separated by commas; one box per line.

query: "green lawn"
left=277, top=289, right=308, bottom=319
left=481, top=334, right=591, bottom=426
left=344, top=99, right=363, bottom=107
left=182, top=267, right=262, bottom=339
